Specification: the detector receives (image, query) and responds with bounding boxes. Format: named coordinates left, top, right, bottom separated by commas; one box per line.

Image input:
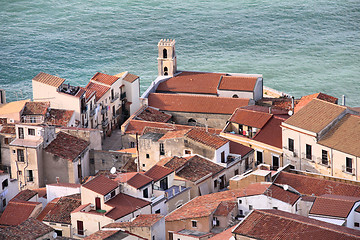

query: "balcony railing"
left=302, top=153, right=315, bottom=162
left=342, top=165, right=355, bottom=175
left=111, top=93, right=119, bottom=103
left=102, top=119, right=109, bottom=128
left=120, top=92, right=126, bottom=100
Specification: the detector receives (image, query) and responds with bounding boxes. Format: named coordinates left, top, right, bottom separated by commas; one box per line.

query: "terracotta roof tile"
left=0, top=218, right=54, bottom=240
left=274, top=171, right=360, bottom=197
left=229, top=108, right=272, bottom=129
left=166, top=183, right=269, bottom=221
left=114, top=172, right=138, bottom=183
left=232, top=209, right=360, bottom=239
left=85, top=81, right=110, bottom=101
left=32, top=72, right=65, bottom=87
left=157, top=71, right=223, bottom=94
left=82, top=175, right=118, bottom=196
left=0, top=124, right=15, bottom=134
left=136, top=106, right=172, bottom=123
left=42, top=197, right=81, bottom=224
left=241, top=105, right=289, bottom=115
left=84, top=230, right=118, bottom=240
left=253, top=116, right=284, bottom=148
left=163, top=156, right=190, bottom=171
left=45, top=109, right=74, bottom=126
left=284, top=99, right=346, bottom=134
left=213, top=201, right=237, bottom=216
left=148, top=93, right=249, bottom=114
left=267, top=184, right=300, bottom=206
left=144, top=165, right=173, bottom=182
left=185, top=128, right=228, bottom=149
left=36, top=198, right=59, bottom=221
left=32, top=188, right=46, bottom=198
left=309, top=194, right=360, bottom=218
left=12, top=189, right=37, bottom=201
left=123, top=73, right=139, bottom=83
left=218, top=75, right=258, bottom=91
left=0, top=99, right=29, bottom=115
left=104, top=214, right=163, bottom=228
left=170, top=155, right=225, bottom=182
left=208, top=226, right=234, bottom=240
left=0, top=200, right=41, bottom=226
left=229, top=141, right=253, bottom=156
left=318, top=114, right=360, bottom=156
left=295, top=92, right=338, bottom=113
left=126, top=173, right=153, bottom=189
left=105, top=193, right=151, bottom=220
left=91, top=72, right=119, bottom=86
left=158, top=129, right=190, bottom=140
left=44, top=132, right=89, bottom=161
left=22, top=102, right=50, bottom=115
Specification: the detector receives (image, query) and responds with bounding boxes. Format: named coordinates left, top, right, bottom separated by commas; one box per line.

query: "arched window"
left=164, top=67, right=168, bottom=76
left=188, top=118, right=196, bottom=126
left=163, top=49, right=167, bottom=58
left=232, top=94, right=239, bottom=98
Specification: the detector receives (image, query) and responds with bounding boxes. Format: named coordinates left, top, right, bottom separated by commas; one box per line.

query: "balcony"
left=102, top=119, right=109, bottom=128
left=101, top=106, right=107, bottom=115
left=111, top=93, right=119, bottom=103
left=342, top=165, right=355, bottom=175
left=90, top=108, right=96, bottom=117
left=302, top=153, right=315, bottom=163
left=316, top=157, right=330, bottom=168
left=120, top=92, right=126, bottom=100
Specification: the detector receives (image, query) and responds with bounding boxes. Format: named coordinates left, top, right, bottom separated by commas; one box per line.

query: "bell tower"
left=158, top=39, right=177, bottom=77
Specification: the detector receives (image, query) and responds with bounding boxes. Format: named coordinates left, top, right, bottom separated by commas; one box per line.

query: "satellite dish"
left=283, top=185, right=289, bottom=191
left=288, top=110, right=293, bottom=116
left=52, top=232, right=57, bottom=238
left=110, top=167, right=116, bottom=174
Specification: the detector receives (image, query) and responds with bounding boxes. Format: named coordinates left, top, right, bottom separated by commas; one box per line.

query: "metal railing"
left=342, top=165, right=355, bottom=175
left=111, top=92, right=119, bottom=103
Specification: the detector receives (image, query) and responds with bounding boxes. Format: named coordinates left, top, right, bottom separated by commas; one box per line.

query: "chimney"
left=56, top=177, right=59, bottom=184
left=291, top=97, right=295, bottom=112
left=268, top=107, right=272, bottom=114
left=342, top=95, right=346, bottom=106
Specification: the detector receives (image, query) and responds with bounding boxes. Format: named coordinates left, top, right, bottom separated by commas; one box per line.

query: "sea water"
left=0, top=0, right=359, bottom=106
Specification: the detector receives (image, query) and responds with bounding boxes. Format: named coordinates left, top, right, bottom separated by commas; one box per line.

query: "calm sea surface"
left=1, top=0, right=359, bottom=106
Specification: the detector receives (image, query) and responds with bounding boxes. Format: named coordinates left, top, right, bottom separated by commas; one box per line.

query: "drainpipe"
left=23, top=147, right=29, bottom=187
left=356, top=157, right=358, bottom=181
left=298, top=134, right=301, bottom=171
left=331, top=148, right=333, bottom=176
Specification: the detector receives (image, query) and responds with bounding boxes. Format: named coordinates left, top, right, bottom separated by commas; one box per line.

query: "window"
left=160, top=177, right=168, bottom=190
left=159, top=143, right=165, bottom=155
left=221, top=151, right=226, bottom=163
left=322, top=150, right=328, bottom=165
left=249, top=205, right=253, bottom=210
left=2, top=198, right=6, bottom=208
left=185, top=150, right=191, bottom=155
left=272, top=155, right=279, bottom=170
left=288, top=138, right=294, bottom=152
left=110, top=190, right=116, bottom=198
left=239, top=210, right=243, bottom=216
left=213, top=217, right=219, bottom=226
left=163, top=49, right=167, bottom=58
left=112, top=106, right=116, bottom=117
left=143, top=188, right=149, bottom=198
left=55, top=230, right=63, bottom=237
left=164, top=67, right=168, bottom=76
left=18, top=171, right=22, bottom=176
left=239, top=124, right=243, bottom=135
left=355, top=222, right=359, bottom=227
left=77, top=221, right=84, bottom=236
left=18, top=127, right=24, bottom=139
left=256, top=151, right=263, bottom=165
left=17, top=149, right=24, bottom=162
left=142, top=163, right=146, bottom=167
left=4, top=138, right=9, bottom=145
left=28, top=128, right=35, bottom=136
left=273, top=207, right=278, bottom=210
left=232, top=94, right=239, bottom=98
left=146, top=154, right=150, bottom=159
left=191, top=220, right=197, bottom=228
left=130, top=142, right=135, bottom=148
left=155, top=209, right=161, bottom=214
left=214, top=179, right=218, bottom=188
left=239, top=199, right=242, bottom=204
left=26, top=170, right=33, bottom=182
left=306, top=144, right=312, bottom=159
left=234, top=169, right=239, bottom=175
left=346, top=157, right=353, bottom=173
left=2, top=179, right=8, bottom=190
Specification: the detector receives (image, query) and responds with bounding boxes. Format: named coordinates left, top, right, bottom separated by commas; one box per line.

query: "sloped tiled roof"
left=0, top=200, right=40, bottom=226
left=84, top=230, right=118, bottom=240
left=144, top=165, right=173, bottom=182
left=105, top=193, right=151, bottom=220
left=45, top=109, right=74, bottom=126
left=0, top=218, right=54, bottom=240
left=309, top=194, right=360, bottom=218
left=82, top=175, right=118, bottom=196
left=91, top=72, right=119, bottom=86
left=208, top=226, right=234, bottom=240
left=104, top=214, right=163, bottom=228
left=44, top=131, right=89, bottom=161
left=232, top=209, right=360, bottom=240
left=295, top=92, right=338, bottom=113
left=253, top=116, right=285, bottom=149
left=218, top=75, right=258, bottom=91
left=36, top=198, right=59, bottom=221
left=284, top=99, right=346, bottom=134
left=162, top=156, right=190, bottom=171
left=166, top=183, right=269, bottom=221
left=22, top=102, right=50, bottom=115
left=318, top=114, right=360, bottom=157
left=0, top=99, right=29, bottom=115
left=158, top=129, right=190, bottom=141
left=12, top=189, right=37, bottom=201
left=229, top=141, right=253, bottom=156
left=267, top=184, right=300, bottom=206
left=0, top=124, right=15, bottom=134
left=32, top=72, right=65, bottom=87
left=185, top=128, right=228, bottom=149
left=229, top=108, right=272, bottom=129
left=85, top=81, right=110, bottom=101
left=148, top=93, right=249, bottom=114
left=42, top=197, right=81, bottom=224
left=123, top=73, right=139, bottom=83
left=274, top=172, right=360, bottom=197
left=213, top=201, right=237, bottom=216
left=157, top=71, right=223, bottom=94
left=126, top=173, right=153, bottom=189
left=136, top=106, right=172, bottom=123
